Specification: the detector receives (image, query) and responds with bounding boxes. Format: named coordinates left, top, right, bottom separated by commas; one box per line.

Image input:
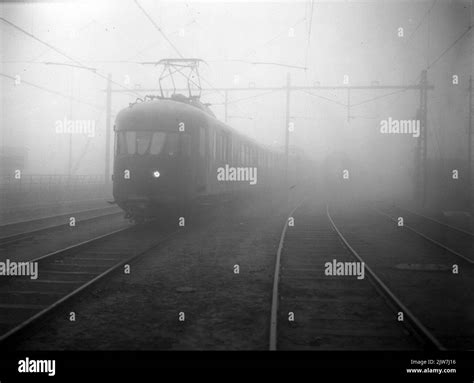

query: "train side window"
left=125, top=132, right=136, bottom=155
left=223, top=136, right=227, bottom=162
left=212, top=130, right=217, bottom=160
left=150, top=132, right=166, bottom=155
left=199, top=127, right=205, bottom=157
left=182, top=134, right=191, bottom=157
left=221, top=135, right=225, bottom=161
left=220, top=135, right=224, bottom=161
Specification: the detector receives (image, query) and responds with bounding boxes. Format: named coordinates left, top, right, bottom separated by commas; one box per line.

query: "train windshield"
left=116, top=131, right=180, bottom=156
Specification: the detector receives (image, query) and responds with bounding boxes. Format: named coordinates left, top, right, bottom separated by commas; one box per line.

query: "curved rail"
left=327, top=205, right=445, bottom=350
left=268, top=203, right=446, bottom=351
left=269, top=204, right=301, bottom=351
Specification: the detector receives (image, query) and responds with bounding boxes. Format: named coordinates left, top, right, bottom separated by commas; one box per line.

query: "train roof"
left=115, top=96, right=280, bottom=153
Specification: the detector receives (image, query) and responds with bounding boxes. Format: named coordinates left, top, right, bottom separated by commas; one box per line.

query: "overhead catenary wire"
left=0, top=72, right=109, bottom=111
left=213, top=90, right=279, bottom=106
left=304, top=0, right=315, bottom=69
left=133, top=0, right=184, bottom=59
left=351, top=88, right=409, bottom=108
left=133, top=0, right=252, bottom=119
left=411, top=23, right=473, bottom=83
left=0, top=17, right=142, bottom=98
left=300, top=90, right=348, bottom=108
left=406, top=0, right=438, bottom=43
left=243, top=17, right=307, bottom=59
left=424, top=25, right=473, bottom=72
left=351, top=7, right=470, bottom=110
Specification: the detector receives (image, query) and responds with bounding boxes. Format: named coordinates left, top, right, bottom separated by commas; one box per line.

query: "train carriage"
left=112, top=94, right=285, bottom=221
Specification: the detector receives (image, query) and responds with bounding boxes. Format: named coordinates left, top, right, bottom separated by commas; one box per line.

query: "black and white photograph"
left=0, top=0, right=473, bottom=378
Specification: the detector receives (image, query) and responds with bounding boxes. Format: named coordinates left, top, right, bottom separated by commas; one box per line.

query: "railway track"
left=269, top=202, right=444, bottom=351
left=397, top=206, right=474, bottom=236
left=0, top=198, right=109, bottom=224
left=0, top=206, right=122, bottom=247
left=326, top=204, right=474, bottom=349
left=374, top=205, right=474, bottom=264
left=0, top=222, right=179, bottom=346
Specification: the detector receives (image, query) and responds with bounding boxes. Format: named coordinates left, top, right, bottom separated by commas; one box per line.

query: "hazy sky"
left=1, top=0, right=472, bottom=177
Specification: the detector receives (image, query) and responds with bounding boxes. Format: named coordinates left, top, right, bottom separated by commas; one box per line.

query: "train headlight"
left=153, top=170, right=160, bottom=178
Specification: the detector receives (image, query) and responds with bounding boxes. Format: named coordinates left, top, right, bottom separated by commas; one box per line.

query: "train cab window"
left=126, top=132, right=136, bottom=155
left=116, top=132, right=126, bottom=155
left=137, top=131, right=152, bottom=155
left=149, top=132, right=167, bottom=155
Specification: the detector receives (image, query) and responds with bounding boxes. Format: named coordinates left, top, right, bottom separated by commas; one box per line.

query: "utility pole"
left=285, top=72, right=291, bottom=186
left=347, top=88, right=351, bottom=123
left=224, top=90, right=228, bottom=123
left=469, top=76, right=473, bottom=210
left=105, top=73, right=112, bottom=184
left=43, top=62, right=97, bottom=178
left=416, top=70, right=428, bottom=206
left=68, top=69, right=73, bottom=177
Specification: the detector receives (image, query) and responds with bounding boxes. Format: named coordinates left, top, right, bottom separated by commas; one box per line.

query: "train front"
left=112, top=99, right=195, bottom=221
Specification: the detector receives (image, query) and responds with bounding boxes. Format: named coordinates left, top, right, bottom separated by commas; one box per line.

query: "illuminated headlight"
left=153, top=170, right=160, bottom=178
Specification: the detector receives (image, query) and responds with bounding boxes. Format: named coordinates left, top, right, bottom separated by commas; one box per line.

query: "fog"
left=1, top=0, right=473, bottom=205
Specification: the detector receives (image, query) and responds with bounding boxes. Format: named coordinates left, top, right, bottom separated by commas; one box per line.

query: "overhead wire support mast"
left=470, top=76, right=473, bottom=212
